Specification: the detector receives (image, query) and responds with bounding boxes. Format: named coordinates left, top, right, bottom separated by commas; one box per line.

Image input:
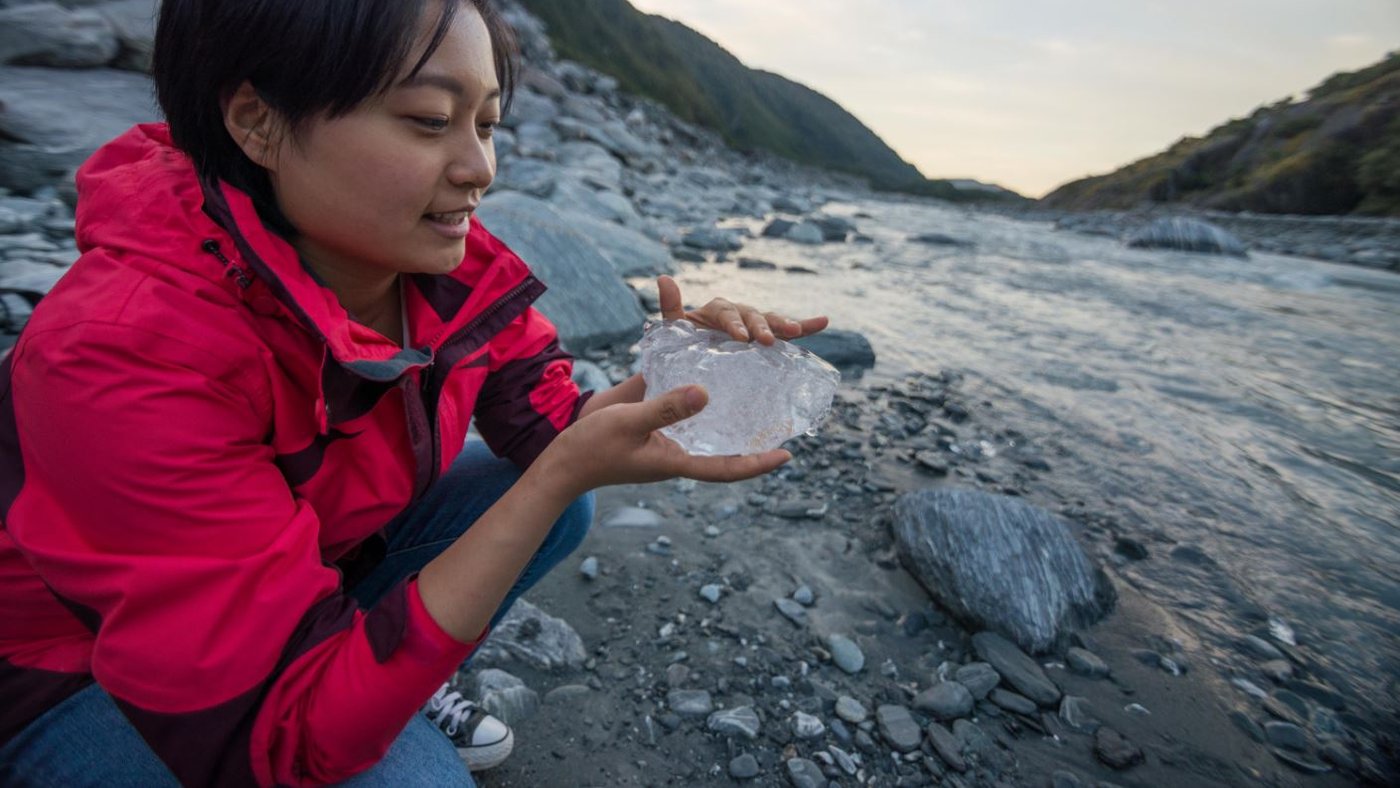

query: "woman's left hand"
left=657, top=275, right=828, bottom=346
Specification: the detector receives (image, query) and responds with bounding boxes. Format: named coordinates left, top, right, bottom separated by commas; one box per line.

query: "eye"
left=478, top=120, right=499, bottom=138
left=411, top=116, right=450, bottom=132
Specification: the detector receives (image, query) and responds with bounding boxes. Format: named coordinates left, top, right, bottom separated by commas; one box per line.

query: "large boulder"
left=0, top=66, right=157, bottom=192
left=475, top=191, right=645, bottom=350
left=0, top=2, right=119, bottom=68
left=96, top=0, right=159, bottom=73
left=555, top=209, right=673, bottom=277
left=893, top=489, right=1114, bottom=653
left=792, top=329, right=875, bottom=371
left=1125, top=217, right=1248, bottom=257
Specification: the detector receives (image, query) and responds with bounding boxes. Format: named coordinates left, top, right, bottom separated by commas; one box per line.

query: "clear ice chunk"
left=638, top=320, right=841, bottom=456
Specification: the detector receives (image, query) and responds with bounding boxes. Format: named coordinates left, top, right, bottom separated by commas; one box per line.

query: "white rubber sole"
left=457, top=728, right=515, bottom=772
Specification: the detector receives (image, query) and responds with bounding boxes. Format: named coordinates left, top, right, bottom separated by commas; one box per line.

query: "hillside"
left=515, top=0, right=1021, bottom=202
left=1042, top=51, right=1400, bottom=217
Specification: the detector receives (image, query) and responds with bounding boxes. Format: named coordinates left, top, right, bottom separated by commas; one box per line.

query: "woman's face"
left=267, top=4, right=499, bottom=281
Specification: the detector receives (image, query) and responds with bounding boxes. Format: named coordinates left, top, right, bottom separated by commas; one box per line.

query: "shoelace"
left=427, top=687, right=479, bottom=738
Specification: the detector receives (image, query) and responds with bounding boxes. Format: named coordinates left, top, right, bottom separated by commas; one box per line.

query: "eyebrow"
left=398, top=72, right=501, bottom=102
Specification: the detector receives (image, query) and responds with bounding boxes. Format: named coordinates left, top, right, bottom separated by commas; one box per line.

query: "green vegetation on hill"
left=516, top=0, right=1024, bottom=203
left=1042, top=51, right=1400, bottom=217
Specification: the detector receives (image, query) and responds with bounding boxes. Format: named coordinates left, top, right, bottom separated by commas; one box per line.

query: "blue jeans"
left=0, top=442, right=595, bottom=787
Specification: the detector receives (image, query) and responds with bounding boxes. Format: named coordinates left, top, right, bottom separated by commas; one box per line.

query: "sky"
left=626, top=0, right=1400, bottom=198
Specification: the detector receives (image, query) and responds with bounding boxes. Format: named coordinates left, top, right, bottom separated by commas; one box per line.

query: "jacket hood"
left=73, top=124, right=543, bottom=377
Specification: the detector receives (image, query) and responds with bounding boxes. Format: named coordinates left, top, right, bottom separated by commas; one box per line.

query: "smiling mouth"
left=424, top=210, right=470, bottom=225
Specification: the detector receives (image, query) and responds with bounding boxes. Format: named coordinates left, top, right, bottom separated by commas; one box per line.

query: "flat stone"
left=1093, top=727, right=1144, bottom=770
left=1066, top=647, right=1110, bottom=678
left=1242, top=634, right=1285, bottom=661
left=835, top=695, right=868, bottom=724
left=876, top=704, right=922, bottom=753
left=792, top=584, right=815, bottom=606
left=792, top=711, right=826, bottom=739
left=925, top=722, right=967, bottom=773
left=1229, top=710, right=1266, bottom=743
left=1271, top=748, right=1332, bottom=775
left=1283, top=680, right=1346, bottom=711
left=972, top=632, right=1061, bottom=707
left=699, top=584, right=722, bottom=604
left=988, top=688, right=1037, bottom=716
left=667, top=689, right=713, bottom=717
left=774, top=598, right=808, bottom=627
left=1263, top=721, right=1309, bottom=752
left=827, top=634, right=865, bottom=674
left=912, top=681, right=974, bottom=721
left=707, top=706, right=761, bottom=739
left=602, top=506, right=663, bottom=528
left=729, top=753, right=760, bottom=779
left=954, top=662, right=1000, bottom=699
left=1051, top=770, right=1084, bottom=788
left=542, top=684, right=591, bottom=705
left=578, top=556, right=598, bottom=580
left=474, top=599, right=587, bottom=671
left=1260, top=659, right=1294, bottom=683
left=1059, top=695, right=1101, bottom=733
left=785, top=757, right=824, bottom=788
left=1263, top=689, right=1309, bottom=726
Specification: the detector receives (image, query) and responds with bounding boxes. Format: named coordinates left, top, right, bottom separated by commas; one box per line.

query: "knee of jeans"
left=553, top=491, right=595, bottom=556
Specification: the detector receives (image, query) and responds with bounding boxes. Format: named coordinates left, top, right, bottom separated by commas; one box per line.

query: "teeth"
left=426, top=211, right=468, bottom=224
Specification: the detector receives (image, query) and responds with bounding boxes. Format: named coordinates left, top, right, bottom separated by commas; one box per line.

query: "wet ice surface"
left=639, top=320, right=840, bottom=455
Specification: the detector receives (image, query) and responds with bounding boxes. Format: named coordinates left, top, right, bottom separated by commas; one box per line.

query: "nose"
left=446, top=133, right=494, bottom=191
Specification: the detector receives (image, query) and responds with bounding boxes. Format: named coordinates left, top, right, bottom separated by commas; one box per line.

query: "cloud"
left=1325, top=33, right=1373, bottom=48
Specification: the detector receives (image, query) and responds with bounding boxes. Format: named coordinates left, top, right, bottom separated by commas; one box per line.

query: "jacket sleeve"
left=472, top=305, right=592, bottom=469
left=7, top=321, right=481, bottom=787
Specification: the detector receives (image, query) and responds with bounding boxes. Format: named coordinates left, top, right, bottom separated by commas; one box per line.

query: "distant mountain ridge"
left=1042, top=52, right=1400, bottom=217
left=515, top=0, right=1023, bottom=203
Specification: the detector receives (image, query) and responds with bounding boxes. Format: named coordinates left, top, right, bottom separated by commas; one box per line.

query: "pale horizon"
left=626, top=0, right=1400, bottom=198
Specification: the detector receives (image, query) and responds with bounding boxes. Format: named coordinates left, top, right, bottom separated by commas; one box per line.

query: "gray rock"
left=910, top=232, right=974, bottom=247
left=792, top=329, right=876, bottom=371
left=0, top=3, right=118, bottom=68
left=1093, top=727, right=1144, bottom=770
left=707, top=705, right=761, bottom=739
left=493, top=158, right=558, bottom=198
left=774, top=597, right=808, bottom=626
left=834, top=695, right=868, bottom=724
left=988, top=688, right=1037, bottom=715
left=699, top=584, right=722, bottom=604
left=474, top=599, right=587, bottom=671
left=954, top=662, right=1000, bottom=699
left=1264, top=721, right=1310, bottom=752
left=785, top=757, right=824, bottom=788
left=1058, top=695, right=1100, bottom=733
left=972, top=632, right=1060, bottom=706
left=1271, top=748, right=1332, bottom=774
left=667, top=688, right=714, bottom=717
left=792, top=711, right=825, bottom=739
left=952, top=718, right=1008, bottom=771
left=1229, top=710, right=1266, bottom=742
left=827, top=634, right=864, bottom=674
left=512, top=120, right=561, bottom=152
left=772, top=195, right=812, bottom=214
left=479, top=684, right=539, bottom=726
left=895, top=490, right=1115, bottom=653
left=578, top=555, right=598, bottom=580
left=602, top=506, right=662, bottom=528
left=557, top=208, right=673, bottom=276
left=785, top=221, right=824, bottom=245
left=474, top=192, right=645, bottom=350
left=875, top=704, right=922, bottom=753
left=762, top=218, right=795, bottom=238
left=925, top=722, right=967, bottom=772
left=1242, top=634, right=1285, bottom=661
left=810, top=214, right=856, bottom=241
left=542, top=684, right=591, bottom=705
left=728, top=753, right=760, bottom=779
left=682, top=226, right=744, bottom=251
left=571, top=360, right=611, bottom=394
left=792, top=584, right=815, bottom=606
left=97, top=0, right=158, bottom=72
left=0, top=67, right=158, bottom=192
left=912, top=681, right=974, bottom=721
left=1066, top=647, right=1110, bottom=678
left=1051, top=770, right=1083, bottom=788
left=737, top=256, right=777, bottom=270
left=504, top=90, right=560, bottom=129
left=1125, top=217, right=1247, bottom=257
left=828, top=745, right=857, bottom=776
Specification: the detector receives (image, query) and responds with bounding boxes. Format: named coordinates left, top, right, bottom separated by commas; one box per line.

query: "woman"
left=0, top=0, right=826, bottom=785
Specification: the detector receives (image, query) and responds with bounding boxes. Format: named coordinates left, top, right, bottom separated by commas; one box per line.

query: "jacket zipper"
left=201, top=239, right=252, bottom=289
left=417, top=278, right=537, bottom=492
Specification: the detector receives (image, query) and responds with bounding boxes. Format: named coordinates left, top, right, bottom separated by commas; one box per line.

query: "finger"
left=764, top=311, right=804, bottom=339
left=794, top=316, right=829, bottom=336
left=657, top=275, right=685, bottom=321
left=680, top=449, right=792, bottom=483
left=699, top=299, right=747, bottom=340
left=741, top=307, right=775, bottom=345
left=639, top=385, right=707, bottom=432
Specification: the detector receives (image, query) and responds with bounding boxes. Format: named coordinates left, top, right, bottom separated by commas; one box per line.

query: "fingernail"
left=685, top=387, right=705, bottom=410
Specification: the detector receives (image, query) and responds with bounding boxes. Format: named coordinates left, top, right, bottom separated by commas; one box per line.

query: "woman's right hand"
left=537, top=384, right=791, bottom=497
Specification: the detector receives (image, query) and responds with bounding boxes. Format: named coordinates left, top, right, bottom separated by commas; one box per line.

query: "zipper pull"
left=201, top=239, right=253, bottom=290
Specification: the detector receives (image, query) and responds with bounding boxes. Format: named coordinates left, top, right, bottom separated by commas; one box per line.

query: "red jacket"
left=0, top=124, right=588, bottom=785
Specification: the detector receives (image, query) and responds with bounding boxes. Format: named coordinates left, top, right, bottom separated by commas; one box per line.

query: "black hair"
left=153, top=0, right=519, bottom=236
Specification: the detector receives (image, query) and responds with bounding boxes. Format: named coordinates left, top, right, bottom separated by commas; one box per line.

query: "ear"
left=222, top=81, right=282, bottom=170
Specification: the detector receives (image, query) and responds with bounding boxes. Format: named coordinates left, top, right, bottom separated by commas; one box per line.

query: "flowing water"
left=661, top=196, right=1400, bottom=733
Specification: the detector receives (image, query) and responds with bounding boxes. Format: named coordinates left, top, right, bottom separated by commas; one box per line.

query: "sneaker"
left=424, top=684, right=515, bottom=771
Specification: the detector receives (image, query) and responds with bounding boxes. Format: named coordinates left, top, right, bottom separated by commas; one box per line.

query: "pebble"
left=953, top=662, right=1000, bottom=699
left=667, top=689, right=713, bottom=717
left=1263, top=721, right=1309, bottom=752
left=1271, top=748, right=1332, bottom=774
left=1263, top=689, right=1309, bottom=726
left=792, top=711, right=826, bottom=739
left=828, top=745, right=858, bottom=776
left=1051, top=770, right=1083, bottom=788
left=703, top=525, right=721, bottom=537
left=603, top=506, right=663, bottom=528
left=925, top=722, right=967, bottom=773
left=578, top=556, right=598, bottom=580
left=543, top=684, right=591, bottom=705
left=971, top=631, right=1060, bottom=707
left=792, top=584, right=815, bottom=606
left=785, top=757, right=824, bottom=788
left=1259, top=659, right=1293, bottom=683
left=774, top=598, right=808, bottom=626
left=1093, top=727, right=1144, bottom=770
left=832, top=696, right=867, bottom=725
left=1284, top=679, right=1346, bottom=711
left=1058, top=695, right=1100, bottom=733
left=665, top=663, right=689, bottom=687
left=1229, top=710, right=1266, bottom=743
left=1066, top=647, right=1110, bottom=678
left=728, top=753, right=760, bottom=779
left=827, top=634, right=865, bottom=674
left=1242, top=634, right=1285, bottom=661
left=707, top=706, right=762, bottom=739
left=912, top=681, right=974, bottom=721
left=698, top=584, right=722, bottom=604
left=876, top=704, right=923, bottom=753
left=1319, top=740, right=1357, bottom=771
left=988, top=688, right=1037, bottom=716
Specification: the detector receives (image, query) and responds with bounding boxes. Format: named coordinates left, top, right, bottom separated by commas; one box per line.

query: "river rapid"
left=661, top=196, right=1400, bottom=739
